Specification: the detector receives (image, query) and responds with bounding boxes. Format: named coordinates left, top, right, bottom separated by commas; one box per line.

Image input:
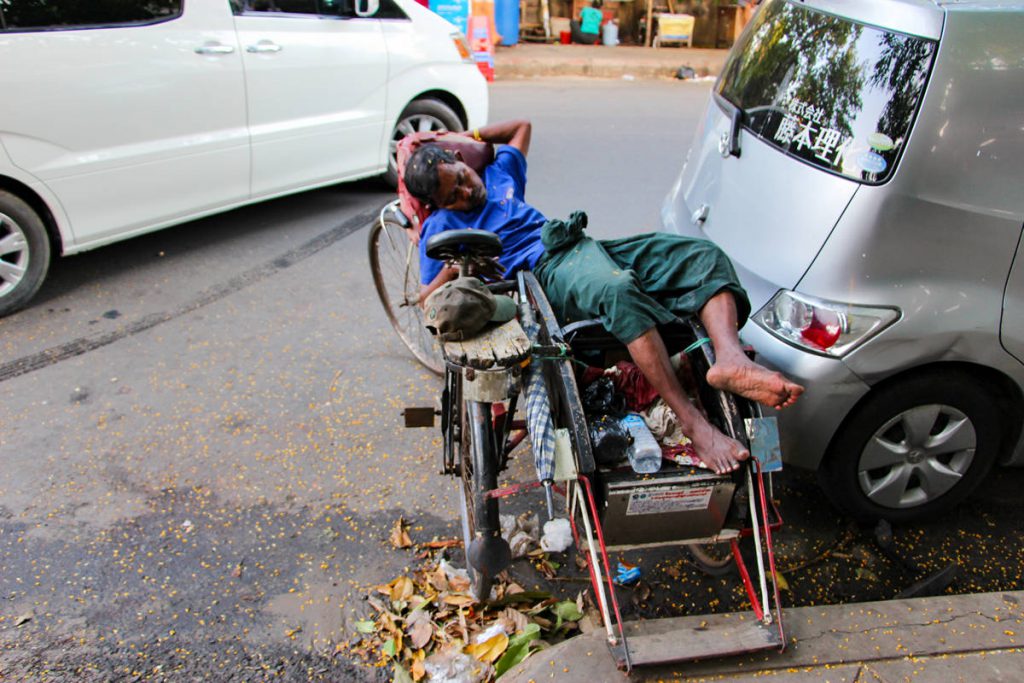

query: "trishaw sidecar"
left=400, top=226, right=787, bottom=670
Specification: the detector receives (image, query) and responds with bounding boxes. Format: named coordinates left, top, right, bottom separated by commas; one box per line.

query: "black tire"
left=383, top=99, right=463, bottom=188
left=368, top=217, right=444, bottom=375
left=0, top=191, right=51, bottom=317
left=820, top=371, right=1001, bottom=523
left=458, top=400, right=504, bottom=603
left=687, top=543, right=736, bottom=576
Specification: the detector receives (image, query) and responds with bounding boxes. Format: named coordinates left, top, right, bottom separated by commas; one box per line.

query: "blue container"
left=494, top=0, right=519, bottom=46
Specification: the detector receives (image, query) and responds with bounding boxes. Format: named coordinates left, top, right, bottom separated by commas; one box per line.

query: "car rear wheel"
left=821, top=371, right=1001, bottom=522
left=0, top=191, right=51, bottom=317
left=383, top=99, right=463, bottom=188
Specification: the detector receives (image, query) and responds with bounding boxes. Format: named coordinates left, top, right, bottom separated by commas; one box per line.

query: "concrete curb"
left=492, top=44, right=730, bottom=81
left=503, top=590, right=1024, bottom=681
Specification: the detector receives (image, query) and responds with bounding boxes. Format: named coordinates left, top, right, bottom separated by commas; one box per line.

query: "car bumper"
left=739, top=322, right=871, bottom=471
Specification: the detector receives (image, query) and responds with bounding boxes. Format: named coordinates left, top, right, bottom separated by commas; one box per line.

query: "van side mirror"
left=355, top=0, right=380, bottom=16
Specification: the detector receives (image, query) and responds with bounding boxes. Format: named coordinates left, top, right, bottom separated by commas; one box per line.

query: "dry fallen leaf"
left=428, top=565, right=449, bottom=592
left=496, top=607, right=529, bottom=634
left=464, top=633, right=509, bottom=663
left=411, top=649, right=427, bottom=681
left=408, top=619, right=434, bottom=650
left=420, top=539, right=462, bottom=550
left=389, top=576, right=415, bottom=603
left=390, top=517, right=413, bottom=549
left=631, top=581, right=652, bottom=606
left=15, top=613, right=32, bottom=627
left=443, top=594, right=476, bottom=607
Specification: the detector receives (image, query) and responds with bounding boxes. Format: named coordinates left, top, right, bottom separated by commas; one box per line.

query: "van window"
left=717, top=0, right=936, bottom=184
left=240, top=0, right=406, bottom=19
left=0, top=0, right=182, bottom=31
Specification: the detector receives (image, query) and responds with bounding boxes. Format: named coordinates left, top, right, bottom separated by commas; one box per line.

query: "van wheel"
left=384, top=99, right=463, bottom=188
left=820, top=372, right=1000, bottom=523
left=0, top=191, right=51, bottom=317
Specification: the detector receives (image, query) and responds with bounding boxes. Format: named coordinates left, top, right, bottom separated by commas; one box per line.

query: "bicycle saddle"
left=425, top=229, right=503, bottom=261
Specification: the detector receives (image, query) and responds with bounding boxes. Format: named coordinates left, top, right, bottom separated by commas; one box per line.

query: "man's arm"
left=419, top=265, right=459, bottom=306
left=469, top=119, right=532, bottom=157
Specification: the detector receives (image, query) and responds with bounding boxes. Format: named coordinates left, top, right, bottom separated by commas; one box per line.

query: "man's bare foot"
left=706, top=357, right=804, bottom=409
left=691, top=422, right=749, bottom=474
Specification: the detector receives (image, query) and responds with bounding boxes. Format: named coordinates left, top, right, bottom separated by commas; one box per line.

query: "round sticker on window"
left=867, top=132, right=895, bottom=152
left=857, top=151, right=888, bottom=174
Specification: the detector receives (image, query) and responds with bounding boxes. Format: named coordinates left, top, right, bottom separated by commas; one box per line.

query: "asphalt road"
left=2, top=79, right=1022, bottom=681
left=0, top=79, right=707, bottom=680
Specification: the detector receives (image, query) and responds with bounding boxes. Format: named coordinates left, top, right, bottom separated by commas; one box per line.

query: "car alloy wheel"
left=0, top=211, right=30, bottom=298
left=822, top=371, right=1001, bottom=522
left=857, top=403, right=976, bottom=509
left=0, top=191, right=51, bottom=317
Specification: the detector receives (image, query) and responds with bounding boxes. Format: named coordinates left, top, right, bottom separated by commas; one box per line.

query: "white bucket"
left=602, top=21, right=619, bottom=46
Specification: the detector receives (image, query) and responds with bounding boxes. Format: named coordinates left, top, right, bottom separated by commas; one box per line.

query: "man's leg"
left=627, top=328, right=748, bottom=474
left=699, top=292, right=804, bottom=409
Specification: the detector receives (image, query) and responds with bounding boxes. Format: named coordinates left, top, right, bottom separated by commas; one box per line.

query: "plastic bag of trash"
left=424, top=647, right=493, bottom=683
left=540, top=518, right=573, bottom=553
left=582, top=376, right=626, bottom=416
left=501, top=512, right=540, bottom=558
left=675, top=65, right=697, bottom=80
left=588, top=414, right=630, bottom=466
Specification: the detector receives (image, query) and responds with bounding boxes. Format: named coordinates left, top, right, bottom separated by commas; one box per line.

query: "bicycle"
left=375, top=132, right=788, bottom=670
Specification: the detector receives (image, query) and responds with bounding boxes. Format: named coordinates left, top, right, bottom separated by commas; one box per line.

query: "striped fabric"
left=522, top=319, right=556, bottom=483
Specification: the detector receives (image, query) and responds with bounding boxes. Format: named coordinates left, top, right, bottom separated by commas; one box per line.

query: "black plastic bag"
left=582, top=376, right=626, bottom=416
left=589, top=414, right=631, bottom=466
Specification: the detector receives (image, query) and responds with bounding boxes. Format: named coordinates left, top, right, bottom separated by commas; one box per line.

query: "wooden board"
left=609, top=612, right=783, bottom=668
left=442, top=318, right=531, bottom=370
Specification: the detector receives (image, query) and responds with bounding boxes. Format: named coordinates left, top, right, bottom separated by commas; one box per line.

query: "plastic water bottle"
left=621, top=413, right=662, bottom=474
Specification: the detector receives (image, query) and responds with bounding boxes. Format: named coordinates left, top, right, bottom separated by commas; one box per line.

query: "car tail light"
left=451, top=33, right=473, bottom=62
left=753, top=290, right=899, bottom=358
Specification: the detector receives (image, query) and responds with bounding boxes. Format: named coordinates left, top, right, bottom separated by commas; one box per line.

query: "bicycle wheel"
left=457, top=400, right=509, bottom=602
left=368, top=217, right=444, bottom=374
left=686, top=542, right=736, bottom=576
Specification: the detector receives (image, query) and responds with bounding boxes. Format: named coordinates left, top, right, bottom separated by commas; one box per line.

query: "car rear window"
left=0, top=0, right=182, bottom=32
left=716, top=0, right=937, bottom=183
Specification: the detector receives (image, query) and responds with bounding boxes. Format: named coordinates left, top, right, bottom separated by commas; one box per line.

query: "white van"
left=0, top=0, right=488, bottom=316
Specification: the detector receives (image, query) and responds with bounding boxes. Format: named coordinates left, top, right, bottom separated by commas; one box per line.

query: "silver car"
left=663, top=0, right=1024, bottom=521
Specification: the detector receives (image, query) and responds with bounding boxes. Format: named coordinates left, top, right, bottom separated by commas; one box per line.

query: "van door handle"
left=246, top=41, right=283, bottom=54
left=691, top=203, right=709, bottom=225
left=194, top=42, right=236, bottom=55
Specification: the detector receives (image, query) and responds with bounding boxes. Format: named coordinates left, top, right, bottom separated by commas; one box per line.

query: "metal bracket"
left=461, top=368, right=519, bottom=403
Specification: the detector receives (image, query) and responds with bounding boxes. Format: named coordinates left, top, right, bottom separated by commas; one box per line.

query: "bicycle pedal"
left=402, top=406, right=437, bottom=428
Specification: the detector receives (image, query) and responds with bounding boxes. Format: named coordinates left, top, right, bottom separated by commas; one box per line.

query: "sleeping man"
left=404, top=119, right=803, bottom=474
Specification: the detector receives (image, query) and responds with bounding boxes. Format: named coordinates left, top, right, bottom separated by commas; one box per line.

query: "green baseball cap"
left=424, top=277, right=517, bottom=342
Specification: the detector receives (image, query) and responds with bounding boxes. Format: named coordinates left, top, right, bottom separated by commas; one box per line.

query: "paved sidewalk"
left=503, top=590, right=1024, bottom=682
left=493, top=42, right=730, bottom=81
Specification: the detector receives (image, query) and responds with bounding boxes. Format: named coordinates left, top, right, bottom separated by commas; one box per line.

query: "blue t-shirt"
left=419, top=146, right=548, bottom=285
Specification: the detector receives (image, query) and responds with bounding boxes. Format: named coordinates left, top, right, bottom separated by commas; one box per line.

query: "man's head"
left=404, top=144, right=488, bottom=212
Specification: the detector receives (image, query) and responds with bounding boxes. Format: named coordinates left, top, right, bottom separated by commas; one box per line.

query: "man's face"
left=431, top=160, right=487, bottom=212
